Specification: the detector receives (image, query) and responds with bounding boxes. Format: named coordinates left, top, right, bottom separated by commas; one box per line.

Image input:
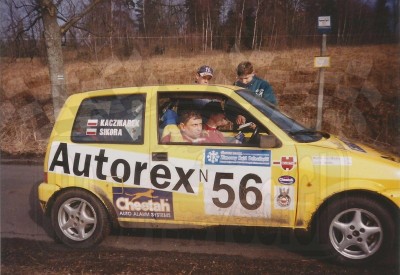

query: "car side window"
left=158, top=92, right=269, bottom=146
left=72, top=94, right=145, bottom=144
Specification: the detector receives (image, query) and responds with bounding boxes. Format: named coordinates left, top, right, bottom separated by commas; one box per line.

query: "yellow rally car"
left=38, top=85, right=399, bottom=265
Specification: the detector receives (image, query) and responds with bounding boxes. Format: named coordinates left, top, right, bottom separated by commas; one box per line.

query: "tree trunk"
left=208, top=5, right=213, bottom=51
left=110, top=1, right=114, bottom=59
left=252, top=0, right=260, bottom=49
left=270, top=0, right=276, bottom=49
left=40, top=0, right=67, bottom=119
left=202, top=13, right=205, bottom=52
left=143, top=0, right=147, bottom=38
left=237, top=0, right=246, bottom=50
left=205, top=12, right=208, bottom=52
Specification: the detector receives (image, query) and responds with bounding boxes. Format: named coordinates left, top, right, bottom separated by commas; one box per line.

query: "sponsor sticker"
left=48, top=142, right=274, bottom=217
left=274, top=186, right=294, bottom=209
left=205, top=149, right=271, bottom=167
left=273, top=156, right=297, bottom=171
left=113, top=187, right=174, bottom=220
left=47, top=142, right=201, bottom=194
left=204, top=149, right=272, bottom=218
left=278, top=175, right=295, bottom=185
left=312, top=156, right=352, bottom=166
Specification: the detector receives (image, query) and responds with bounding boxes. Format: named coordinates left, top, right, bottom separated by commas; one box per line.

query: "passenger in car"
left=179, top=110, right=206, bottom=143
left=159, top=100, right=179, bottom=129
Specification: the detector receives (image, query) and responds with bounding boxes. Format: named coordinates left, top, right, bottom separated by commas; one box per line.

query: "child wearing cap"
left=195, top=65, right=214, bottom=84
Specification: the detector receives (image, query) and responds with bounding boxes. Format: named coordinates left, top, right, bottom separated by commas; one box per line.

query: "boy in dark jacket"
left=234, top=61, right=277, bottom=106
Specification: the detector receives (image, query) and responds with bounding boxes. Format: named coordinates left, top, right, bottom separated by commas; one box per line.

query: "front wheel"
left=318, top=196, right=395, bottom=265
left=51, top=189, right=110, bottom=248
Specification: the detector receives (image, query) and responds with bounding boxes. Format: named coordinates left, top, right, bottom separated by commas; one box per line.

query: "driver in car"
left=202, top=101, right=228, bottom=143
left=202, top=101, right=255, bottom=144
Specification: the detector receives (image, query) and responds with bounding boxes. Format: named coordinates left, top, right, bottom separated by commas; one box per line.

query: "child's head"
left=196, top=65, right=214, bottom=84
left=236, top=61, right=254, bottom=85
left=237, top=61, right=254, bottom=76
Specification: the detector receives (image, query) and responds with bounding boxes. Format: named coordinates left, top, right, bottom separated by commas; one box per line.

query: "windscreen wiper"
left=288, top=130, right=330, bottom=139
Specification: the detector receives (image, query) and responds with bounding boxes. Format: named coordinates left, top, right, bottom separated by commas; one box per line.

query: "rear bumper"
left=38, top=182, right=60, bottom=211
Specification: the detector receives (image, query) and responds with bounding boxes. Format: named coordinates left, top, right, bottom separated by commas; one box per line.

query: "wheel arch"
left=44, top=186, right=119, bottom=230
left=309, top=189, right=400, bottom=235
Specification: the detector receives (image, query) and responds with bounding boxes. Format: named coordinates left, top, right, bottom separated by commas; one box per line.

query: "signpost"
left=315, top=16, right=331, bottom=131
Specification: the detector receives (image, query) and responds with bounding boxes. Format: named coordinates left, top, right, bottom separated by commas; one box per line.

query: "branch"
left=12, top=0, right=40, bottom=22
left=15, top=15, right=42, bottom=39
left=66, top=23, right=98, bottom=36
left=60, top=0, right=105, bottom=34
left=12, top=0, right=36, bottom=10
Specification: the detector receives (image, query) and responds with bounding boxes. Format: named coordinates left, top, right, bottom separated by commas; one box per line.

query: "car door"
left=149, top=89, right=298, bottom=228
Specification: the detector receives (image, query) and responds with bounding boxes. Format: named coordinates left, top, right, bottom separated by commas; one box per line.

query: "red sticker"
left=87, top=119, right=98, bottom=127
left=273, top=156, right=297, bottom=171
left=86, top=128, right=97, bottom=135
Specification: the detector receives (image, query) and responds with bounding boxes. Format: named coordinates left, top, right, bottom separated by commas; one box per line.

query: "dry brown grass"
left=1, top=44, right=399, bottom=156
left=2, top=45, right=397, bottom=95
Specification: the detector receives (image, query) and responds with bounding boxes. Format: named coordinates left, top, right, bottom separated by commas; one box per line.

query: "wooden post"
left=316, top=34, right=327, bottom=130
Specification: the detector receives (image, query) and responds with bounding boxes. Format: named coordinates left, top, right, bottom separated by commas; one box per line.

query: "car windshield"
left=236, top=89, right=327, bottom=143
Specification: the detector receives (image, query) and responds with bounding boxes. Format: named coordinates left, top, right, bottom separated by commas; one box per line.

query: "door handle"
left=152, top=152, right=168, bottom=161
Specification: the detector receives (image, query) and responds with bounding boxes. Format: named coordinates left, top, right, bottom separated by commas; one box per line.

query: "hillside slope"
left=0, top=44, right=399, bottom=156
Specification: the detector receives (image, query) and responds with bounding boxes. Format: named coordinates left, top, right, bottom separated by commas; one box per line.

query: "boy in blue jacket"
left=234, top=61, right=277, bottom=106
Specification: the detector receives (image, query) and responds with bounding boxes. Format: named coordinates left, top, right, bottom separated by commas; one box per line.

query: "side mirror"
left=259, top=135, right=280, bottom=148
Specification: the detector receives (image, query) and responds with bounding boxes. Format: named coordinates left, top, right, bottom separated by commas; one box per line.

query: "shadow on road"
left=111, top=226, right=399, bottom=267
left=28, top=180, right=57, bottom=240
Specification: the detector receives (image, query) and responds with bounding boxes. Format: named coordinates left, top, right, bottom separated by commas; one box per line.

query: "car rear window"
left=72, top=94, right=145, bottom=144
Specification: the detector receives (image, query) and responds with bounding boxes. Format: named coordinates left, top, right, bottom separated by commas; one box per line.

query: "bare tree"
left=252, top=0, right=262, bottom=49
left=237, top=0, right=246, bottom=49
left=2, top=0, right=396, bottom=69
left=42, top=0, right=105, bottom=117
left=5, top=0, right=106, bottom=118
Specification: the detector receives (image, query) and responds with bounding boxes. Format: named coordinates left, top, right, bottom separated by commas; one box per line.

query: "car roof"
left=72, top=84, right=242, bottom=98
left=61, top=85, right=248, bottom=118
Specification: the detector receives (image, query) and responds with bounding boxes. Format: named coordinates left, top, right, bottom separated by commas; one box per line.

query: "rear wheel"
left=318, top=196, right=395, bottom=265
left=51, top=189, right=110, bottom=248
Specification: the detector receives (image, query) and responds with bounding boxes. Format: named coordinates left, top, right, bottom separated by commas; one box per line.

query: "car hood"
left=309, top=135, right=400, bottom=163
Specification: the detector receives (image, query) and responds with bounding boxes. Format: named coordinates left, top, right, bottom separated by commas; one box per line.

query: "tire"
left=318, top=196, right=395, bottom=265
left=51, top=189, right=111, bottom=248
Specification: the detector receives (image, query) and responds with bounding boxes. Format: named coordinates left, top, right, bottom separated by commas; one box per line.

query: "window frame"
left=157, top=91, right=271, bottom=147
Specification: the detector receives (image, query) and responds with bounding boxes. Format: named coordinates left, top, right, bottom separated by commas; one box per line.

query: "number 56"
left=212, top=172, right=263, bottom=210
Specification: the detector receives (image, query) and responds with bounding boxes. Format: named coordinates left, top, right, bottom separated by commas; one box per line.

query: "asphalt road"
left=1, top=163, right=399, bottom=274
